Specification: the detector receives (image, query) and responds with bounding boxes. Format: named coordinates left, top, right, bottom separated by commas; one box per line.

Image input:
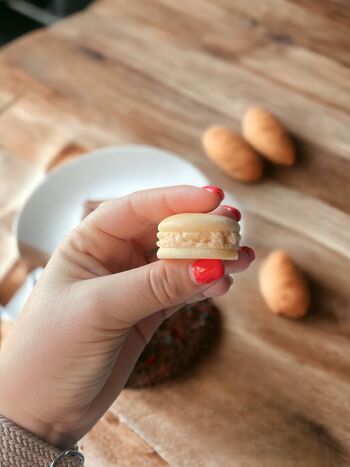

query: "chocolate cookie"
left=126, top=299, right=220, bottom=388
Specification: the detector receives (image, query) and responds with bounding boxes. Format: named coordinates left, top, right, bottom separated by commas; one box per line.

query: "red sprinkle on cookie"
left=126, top=300, right=220, bottom=388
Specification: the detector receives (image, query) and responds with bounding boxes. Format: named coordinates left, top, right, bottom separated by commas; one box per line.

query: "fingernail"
left=202, top=186, right=225, bottom=200
left=222, top=205, right=241, bottom=221
left=240, top=246, right=255, bottom=262
left=192, top=259, right=224, bottom=284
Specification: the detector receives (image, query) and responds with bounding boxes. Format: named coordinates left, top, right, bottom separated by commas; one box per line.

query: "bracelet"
left=50, top=450, right=84, bottom=466
left=0, top=416, right=84, bottom=466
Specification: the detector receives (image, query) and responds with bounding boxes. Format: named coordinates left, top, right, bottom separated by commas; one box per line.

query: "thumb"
left=92, top=259, right=225, bottom=325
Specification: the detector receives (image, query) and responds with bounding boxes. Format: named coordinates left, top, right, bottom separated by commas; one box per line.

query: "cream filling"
left=157, top=231, right=240, bottom=250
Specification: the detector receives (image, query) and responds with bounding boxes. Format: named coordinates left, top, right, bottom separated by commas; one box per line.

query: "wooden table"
left=1, top=0, right=350, bottom=465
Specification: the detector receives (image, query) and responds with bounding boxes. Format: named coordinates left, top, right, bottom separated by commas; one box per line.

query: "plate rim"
left=15, top=144, right=209, bottom=252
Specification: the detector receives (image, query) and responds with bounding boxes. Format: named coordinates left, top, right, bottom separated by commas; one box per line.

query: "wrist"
left=0, top=403, right=75, bottom=450
left=0, top=415, right=84, bottom=467
left=0, top=369, right=74, bottom=450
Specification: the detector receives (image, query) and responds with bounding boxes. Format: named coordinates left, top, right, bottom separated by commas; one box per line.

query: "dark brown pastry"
left=126, top=299, right=220, bottom=388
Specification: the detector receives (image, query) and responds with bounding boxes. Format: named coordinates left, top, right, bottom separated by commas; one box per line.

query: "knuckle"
left=57, top=221, right=95, bottom=256
left=148, top=263, right=183, bottom=307
left=57, top=233, right=76, bottom=254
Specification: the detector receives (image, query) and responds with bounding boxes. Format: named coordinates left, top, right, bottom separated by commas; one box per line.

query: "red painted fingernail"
left=192, top=259, right=224, bottom=284
left=241, top=246, right=255, bottom=262
left=222, top=205, right=241, bottom=221
left=202, top=186, right=225, bottom=200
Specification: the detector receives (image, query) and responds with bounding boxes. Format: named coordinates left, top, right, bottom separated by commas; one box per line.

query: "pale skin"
left=0, top=186, right=253, bottom=449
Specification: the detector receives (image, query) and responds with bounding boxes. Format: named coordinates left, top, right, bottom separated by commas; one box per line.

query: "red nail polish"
left=192, top=259, right=224, bottom=284
left=202, top=186, right=225, bottom=200
left=241, top=246, right=255, bottom=261
left=222, top=205, right=241, bottom=221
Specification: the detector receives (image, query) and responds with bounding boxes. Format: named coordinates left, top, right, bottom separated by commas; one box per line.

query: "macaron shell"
left=158, top=213, right=239, bottom=232
left=157, top=247, right=238, bottom=260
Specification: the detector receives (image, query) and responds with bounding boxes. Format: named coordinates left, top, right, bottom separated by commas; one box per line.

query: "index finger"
left=88, top=185, right=223, bottom=240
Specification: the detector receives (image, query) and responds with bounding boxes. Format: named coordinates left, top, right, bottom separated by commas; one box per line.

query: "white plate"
left=16, top=145, right=211, bottom=257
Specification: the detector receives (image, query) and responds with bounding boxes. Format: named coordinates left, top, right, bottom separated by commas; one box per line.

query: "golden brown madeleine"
left=259, top=250, right=310, bottom=318
left=242, top=107, right=295, bottom=165
left=202, top=126, right=264, bottom=182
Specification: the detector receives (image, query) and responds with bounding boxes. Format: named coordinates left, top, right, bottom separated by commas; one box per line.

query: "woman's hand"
left=0, top=186, right=253, bottom=448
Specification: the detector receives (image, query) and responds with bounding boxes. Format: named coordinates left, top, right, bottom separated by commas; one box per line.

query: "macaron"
left=156, top=213, right=240, bottom=260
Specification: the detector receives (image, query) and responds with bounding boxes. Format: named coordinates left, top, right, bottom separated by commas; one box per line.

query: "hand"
left=0, top=186, right=253, bottom=448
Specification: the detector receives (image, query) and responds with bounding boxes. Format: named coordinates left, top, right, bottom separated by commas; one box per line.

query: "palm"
left=59, top=229, right=167, bottom=439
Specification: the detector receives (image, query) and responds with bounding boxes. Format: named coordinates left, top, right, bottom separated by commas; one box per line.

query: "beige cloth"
left=0, top=416, right=83, bottom=466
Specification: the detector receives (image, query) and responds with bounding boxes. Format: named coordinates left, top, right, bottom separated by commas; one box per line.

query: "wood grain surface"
left=0, top=0, right=349, bottom=465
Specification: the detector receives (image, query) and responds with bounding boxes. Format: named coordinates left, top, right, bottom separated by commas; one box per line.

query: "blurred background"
left=0, top=0, right=93, bottom=45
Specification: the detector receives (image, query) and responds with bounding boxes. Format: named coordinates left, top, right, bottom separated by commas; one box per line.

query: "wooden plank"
left=92, top=0, right=350, bottom=115
left=4, top=10, right=350, bottom=218
left=223, top=181, right=350, bottom=261
left=289, top=0, right=350, bottom=25
left=43, top=11, right=350, bottom=214
left=43, top=10, right=350, bottom=162
left=81, top=412, right=168, bottom=467
left=239, top=42, right=350, bottom=113
left=90, top=0, right=266, bottom=56
left=198, top=0, right=350, bottom=66
left=113, top=0, right=350, bottom=113
left=0, top=61, right=117, bottom=166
